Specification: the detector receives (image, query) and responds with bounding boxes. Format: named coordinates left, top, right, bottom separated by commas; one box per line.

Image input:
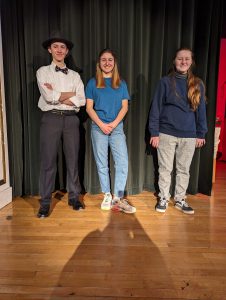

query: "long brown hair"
left=96, top=48, right=121, bottom=89
left=168, top=47, right=206, bottom=111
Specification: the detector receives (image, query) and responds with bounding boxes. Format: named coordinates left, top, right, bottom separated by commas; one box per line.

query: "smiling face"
left=48, top=42, right=69, bottom=65
left=174, top=49, right=193, bottom=74
left=99, top=52, right=115, bottom=77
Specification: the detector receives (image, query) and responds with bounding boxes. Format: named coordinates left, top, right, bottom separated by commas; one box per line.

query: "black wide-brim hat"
left=42, top=31, right=74, bottom=50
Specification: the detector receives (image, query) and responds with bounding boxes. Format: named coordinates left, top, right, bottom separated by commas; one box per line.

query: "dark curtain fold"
left=0, top=0, right=223, bottom=197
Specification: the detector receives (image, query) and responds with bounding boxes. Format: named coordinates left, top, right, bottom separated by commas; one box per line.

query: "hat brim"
left=42, top=38, right=74, bottom=50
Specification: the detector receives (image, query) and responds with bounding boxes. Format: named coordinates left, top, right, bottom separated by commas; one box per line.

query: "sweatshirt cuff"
left=196, top=133, right=206, bottom=139
left=150, top=132, right=159, bottom=137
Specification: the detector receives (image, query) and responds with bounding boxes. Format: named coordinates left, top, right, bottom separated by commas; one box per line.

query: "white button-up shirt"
left=36, top=62, right=86, bottom=112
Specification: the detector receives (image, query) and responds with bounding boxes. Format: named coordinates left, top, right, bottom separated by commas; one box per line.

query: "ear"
left=65, top=49, right=70, bottom=58
left=66, top=49, right=69, bottom=56
left=48, top=47, right=52, bottom=54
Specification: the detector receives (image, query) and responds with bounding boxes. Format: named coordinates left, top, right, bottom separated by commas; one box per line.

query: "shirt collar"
left=51, top=61, right=68, bottom=71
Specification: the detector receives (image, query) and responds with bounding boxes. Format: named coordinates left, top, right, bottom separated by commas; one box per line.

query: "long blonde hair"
left=96, top=48, right=121, bottom=89
left=169, top=47, right=206, bottom=111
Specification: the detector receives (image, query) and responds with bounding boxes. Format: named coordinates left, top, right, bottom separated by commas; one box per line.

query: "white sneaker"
left=101, top=193, right=112, bottom=210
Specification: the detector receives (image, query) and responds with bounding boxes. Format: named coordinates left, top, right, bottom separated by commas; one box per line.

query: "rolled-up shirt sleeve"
left=69, top=76, right=86, bottom=107
left=36, top=68, right=61, bottom=105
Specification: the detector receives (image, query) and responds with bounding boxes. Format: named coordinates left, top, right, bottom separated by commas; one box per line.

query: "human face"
left=99, top=52, right=115, bottom=77
left=48, top=42, right=69, bottom=65
left=174, top=50, right=193, bottom=74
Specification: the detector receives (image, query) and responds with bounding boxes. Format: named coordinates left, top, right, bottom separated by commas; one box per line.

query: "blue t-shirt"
left=85, top=77, right=130, bottom=123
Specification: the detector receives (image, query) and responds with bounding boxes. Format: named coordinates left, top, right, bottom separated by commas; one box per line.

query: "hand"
left=62, top=99, right=74, bottom=106
left=44, top=83, right=53, bottom=90
left=150, top=136, right=159, bottom=148
left=108, top=121, right=117, bottom=130
left=196, top=138, right=206, bottom=148
left=99, top=123, right=114, bottom=135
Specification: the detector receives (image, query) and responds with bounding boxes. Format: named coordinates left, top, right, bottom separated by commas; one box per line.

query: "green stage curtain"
left=0, top=0, right=223, bottom=197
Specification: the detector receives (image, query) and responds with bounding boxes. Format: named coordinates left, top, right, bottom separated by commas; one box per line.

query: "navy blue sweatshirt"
left=148, top=74, right=208, bottom=138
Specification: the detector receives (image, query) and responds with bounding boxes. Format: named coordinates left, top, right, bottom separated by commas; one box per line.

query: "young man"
left=36, top=32, right=86, bottom=218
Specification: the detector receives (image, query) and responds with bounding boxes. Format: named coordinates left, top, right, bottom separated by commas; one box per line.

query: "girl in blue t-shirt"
left=86, top=48, right=136, bottom=214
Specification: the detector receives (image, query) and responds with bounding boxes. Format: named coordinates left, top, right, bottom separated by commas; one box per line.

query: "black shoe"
left=175, top=199, right=194, bottom=214
left=155, top=198, right=168, bottom=213
left=68, top=198, right=85, bottom=210
left=37, top=204, right=50, bottom=218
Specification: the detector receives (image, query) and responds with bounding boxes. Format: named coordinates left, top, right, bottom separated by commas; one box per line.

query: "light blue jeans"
left=91, top=122, right=128, bottom=198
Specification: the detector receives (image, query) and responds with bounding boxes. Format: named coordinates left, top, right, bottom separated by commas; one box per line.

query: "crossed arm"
left=44, top=83, right=74, bottom=106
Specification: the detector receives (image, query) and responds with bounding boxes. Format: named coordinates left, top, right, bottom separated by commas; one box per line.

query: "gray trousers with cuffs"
left=39, top=111, right=81, bottom=205
left=157, top=133, right=196, bottom=201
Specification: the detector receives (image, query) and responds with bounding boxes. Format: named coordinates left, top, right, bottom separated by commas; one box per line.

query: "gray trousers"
left=39, top=111, right=81, bottom=205
left=157, top=133, right=196, bottom=201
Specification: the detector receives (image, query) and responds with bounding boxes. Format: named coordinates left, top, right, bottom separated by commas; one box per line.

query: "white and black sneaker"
left=155, top=198, right=168, bottom=213
left=175, top=199, right=194, bottom=215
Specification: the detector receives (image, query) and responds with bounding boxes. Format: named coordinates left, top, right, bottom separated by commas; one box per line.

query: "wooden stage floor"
left=0, top=162, right=226, bottom=300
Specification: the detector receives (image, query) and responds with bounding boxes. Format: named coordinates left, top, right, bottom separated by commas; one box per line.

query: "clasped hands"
left=100, top=122, right=117, bottom=135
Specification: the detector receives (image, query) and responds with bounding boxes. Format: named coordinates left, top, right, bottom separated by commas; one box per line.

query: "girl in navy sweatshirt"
left=149, top=47, right=207, bottom=214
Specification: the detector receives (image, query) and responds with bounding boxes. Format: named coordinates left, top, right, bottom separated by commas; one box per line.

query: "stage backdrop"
left=0, top=0, right=223, bottom=197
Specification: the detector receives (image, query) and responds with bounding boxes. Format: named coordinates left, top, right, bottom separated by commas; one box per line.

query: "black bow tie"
left=55, top=65, right=68, bottom=75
